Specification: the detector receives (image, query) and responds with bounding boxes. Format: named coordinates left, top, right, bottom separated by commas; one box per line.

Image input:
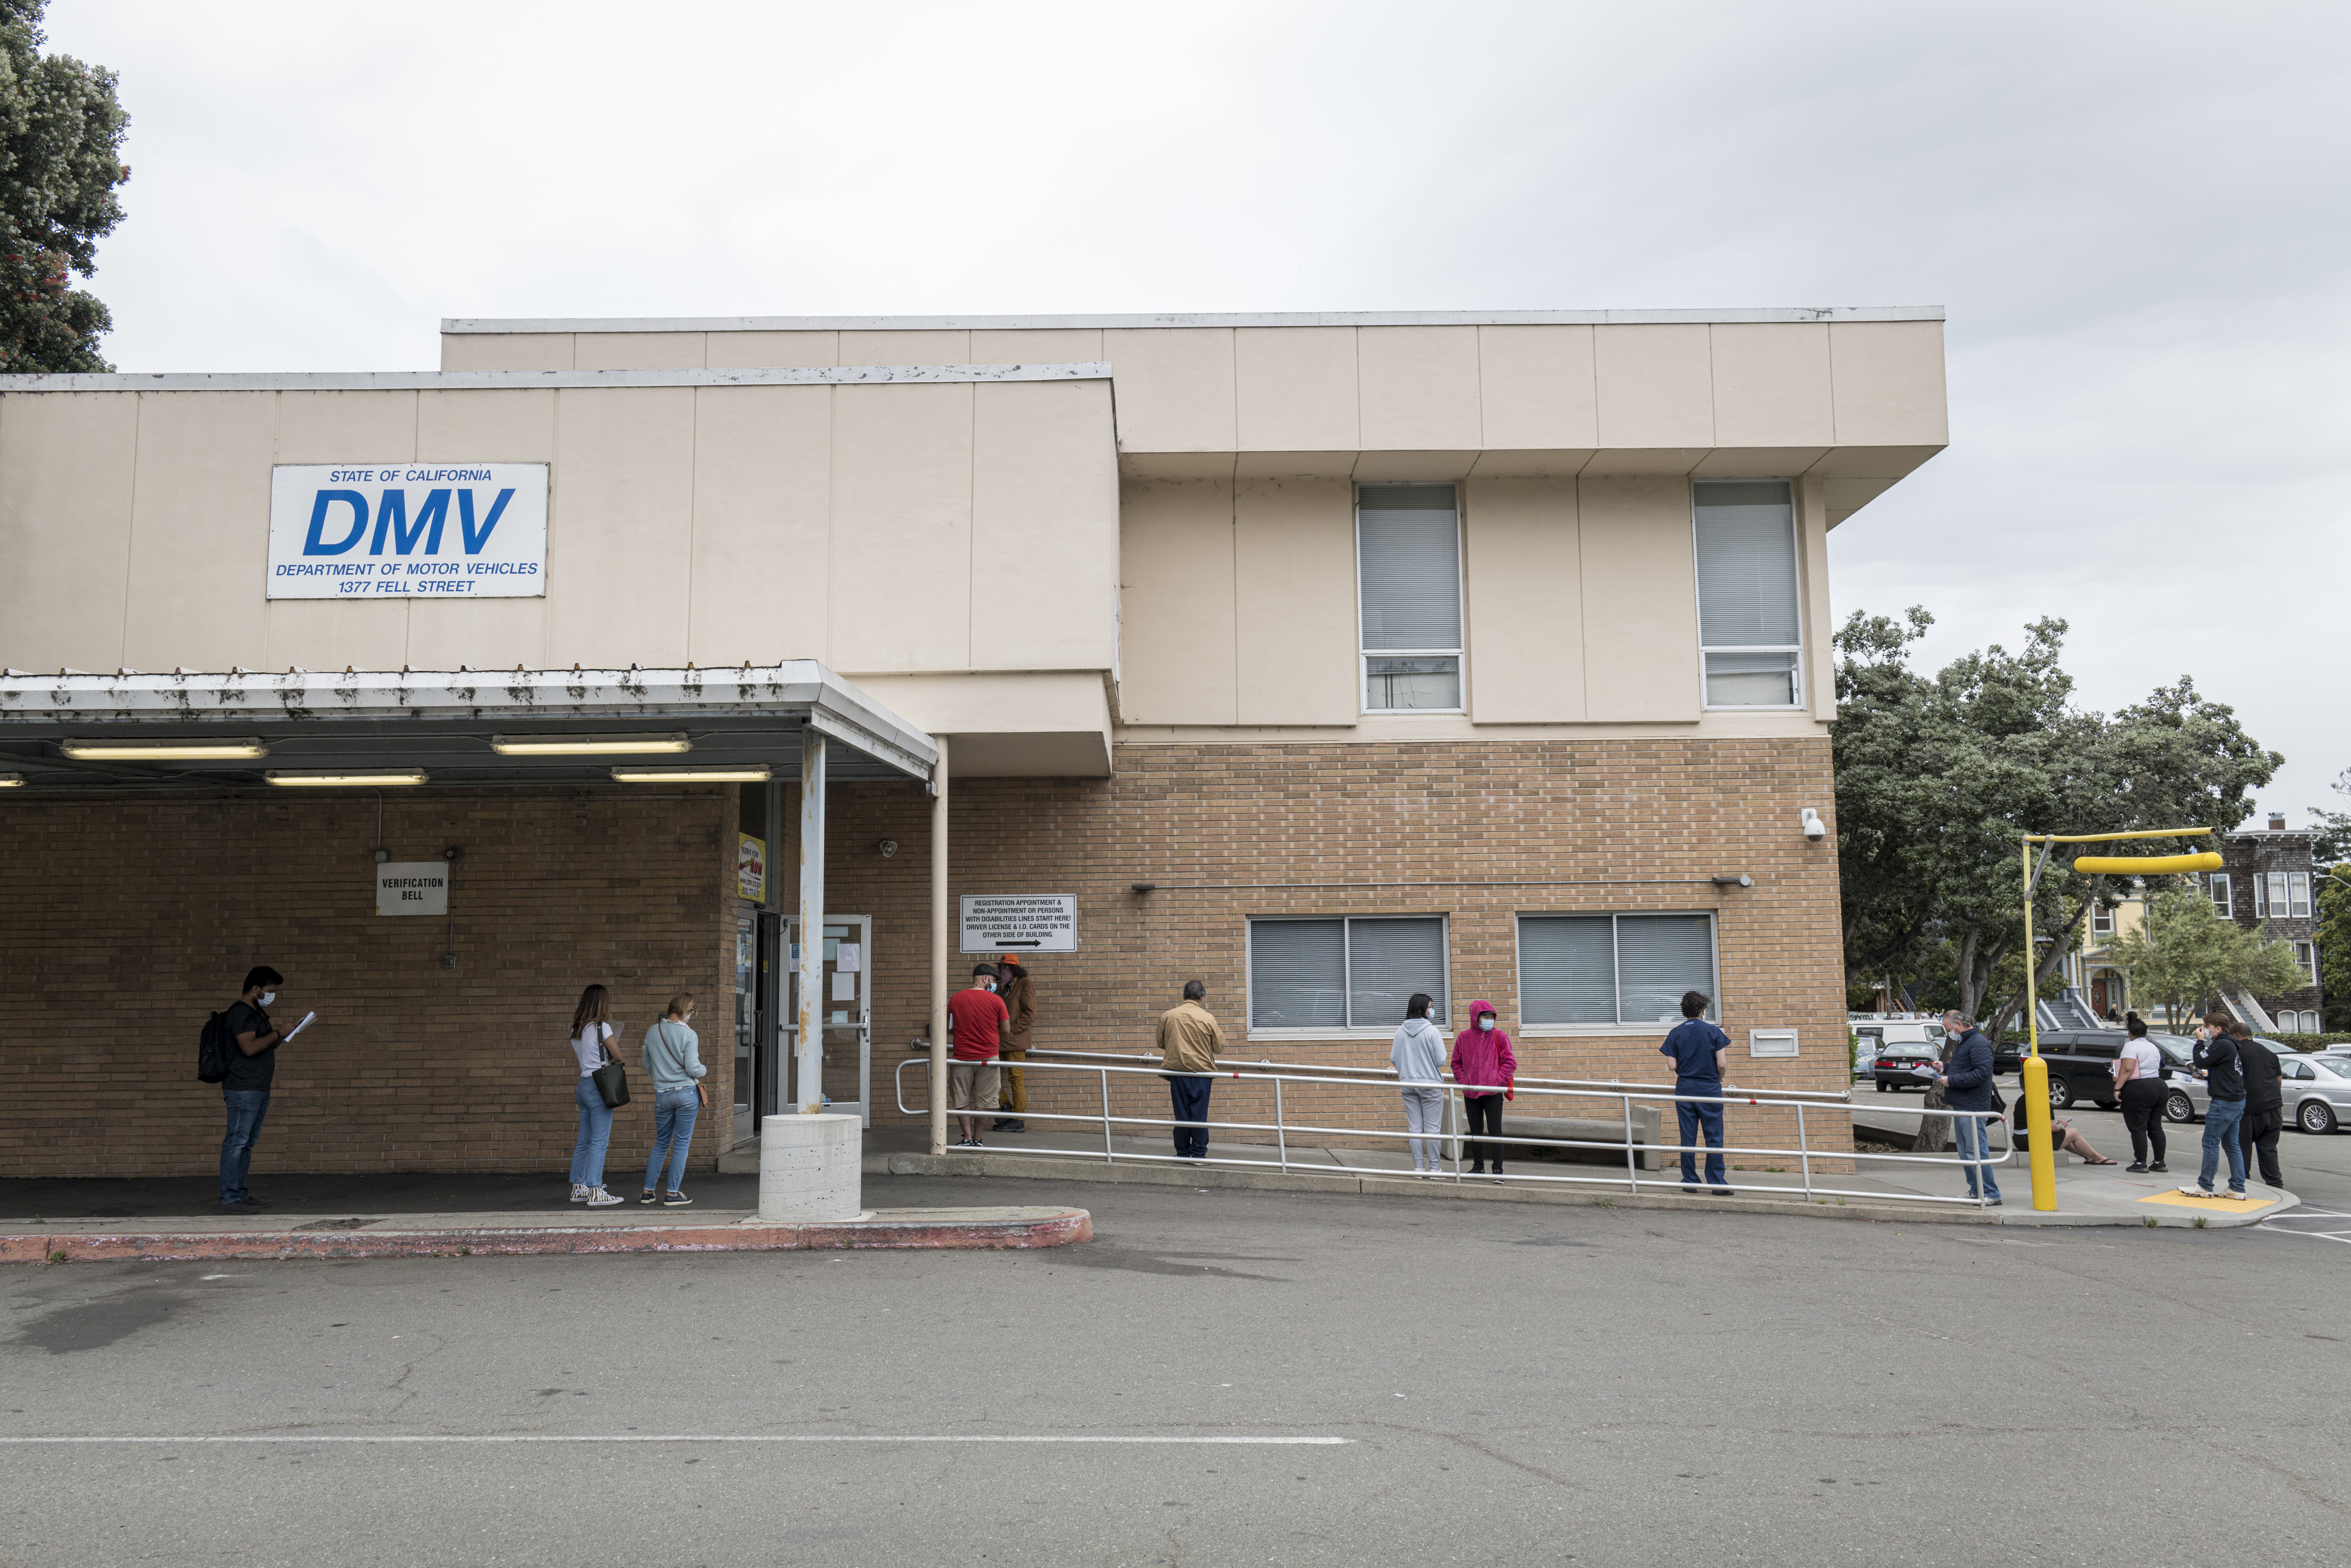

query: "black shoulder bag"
left=591, top=1031, right=631, bottom=1108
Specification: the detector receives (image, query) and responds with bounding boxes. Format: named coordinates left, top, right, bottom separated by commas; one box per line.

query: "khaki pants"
left=999, top=1049, right=1027, bottom=1113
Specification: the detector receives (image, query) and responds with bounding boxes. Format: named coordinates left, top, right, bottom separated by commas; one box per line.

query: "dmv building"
left=0, top=309, right=1947, bottom=1178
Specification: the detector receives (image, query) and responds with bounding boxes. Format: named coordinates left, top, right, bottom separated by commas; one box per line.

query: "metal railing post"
left=1621, top=1093, right=1637, bottom=1194
left=1101, top=1067, right=1113, bottom=1164
left=1797, top=1103, right=1811, bottom=1200
left=1275, top=1078, right=1287, bottom=1172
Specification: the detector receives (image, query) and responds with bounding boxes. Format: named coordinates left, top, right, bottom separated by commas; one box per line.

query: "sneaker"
left=1682, top=1185, right=1703, bottom=1194
left=2125, top=1162, right=2148, bottom=1173
left=2149, top=1163, right=2168, bottom=1173
left=584, top=1187, right=624, bottom=1208
left=661, top=1191, right=693, bottom=1208
left=216, top=1198, right=260, bottom=1215
left=998, top=1120, right=1027, bottom=1134
left=1985, top=1198, right=2004, bottom=1207
left=571, top=1184, right=590, bottom=1204
left=969, top=1138, right=986, bottom=1150
left=240, top=1195, right=273, bottom=1209
left=2178, top=1185, right=2214, bottom=1198
left=2225, top=1189, right=2251, bottom=1201
left=638, top=1190, right=660, bottom=1205
left=1710, top=1188, right=1737, bottom=1197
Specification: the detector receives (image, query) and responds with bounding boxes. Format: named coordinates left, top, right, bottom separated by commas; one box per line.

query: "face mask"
left=981, top=981, right=995, bottom=992
left=1477, top=1018, right=1494, bottom=1032
left=259, top=991, right=277, bottom=1007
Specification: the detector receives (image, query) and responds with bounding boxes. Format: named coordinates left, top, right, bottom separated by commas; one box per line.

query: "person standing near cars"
left=1660, top=990, right=1733, bottom=1195
left=2114, top=1012, right=2169, bottom=1174
left=1934, top=1010, right=2001, bottom=1206
left=1391, top=992, right=1448, bottom=1176
left=992, top=954, right=1037, bottom=1135
left=2183, top=1012, right=2250, bottom=1201
left=1450, top=1001, right=1516, bottom=1182
left=638, top=991, right=706, bottom=1207
left=2234, top=1018, right=2283, bottom=1191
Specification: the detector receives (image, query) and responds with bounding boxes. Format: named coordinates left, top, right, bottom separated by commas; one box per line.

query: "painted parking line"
left=0, top=1433, right=1352, bottom=1447
left=2257, top=1207, right=2351, bottom=1246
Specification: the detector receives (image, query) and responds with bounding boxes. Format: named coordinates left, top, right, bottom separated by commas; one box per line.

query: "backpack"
left=198, top=1011, right=235, bottom=1084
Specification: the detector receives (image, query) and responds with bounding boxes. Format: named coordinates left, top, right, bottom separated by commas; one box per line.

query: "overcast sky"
left=42, top=1, right=2350, bottom=825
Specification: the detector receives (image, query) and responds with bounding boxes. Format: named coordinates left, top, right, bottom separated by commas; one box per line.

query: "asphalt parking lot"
left=4, top=1168, right=2346, bottom=1567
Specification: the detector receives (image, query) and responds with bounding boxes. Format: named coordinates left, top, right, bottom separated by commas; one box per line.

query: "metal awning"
left=0, top=662, right=936, bottom=792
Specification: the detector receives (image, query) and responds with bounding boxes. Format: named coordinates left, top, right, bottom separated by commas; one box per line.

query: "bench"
left=1477, top=1105, right=1665, bottom=1171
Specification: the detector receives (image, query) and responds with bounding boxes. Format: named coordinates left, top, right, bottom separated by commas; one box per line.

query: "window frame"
left=1690, top=478, right=1806, bottom=712
left=2091, top=903, right=2115, bottom=936
left=1244, top=913, right=1454, bottom=1039
left=1513, top=909, right=1724, bottom=1035
left=2289, top=871, right=2312, bottom=919
left=2209, top=873, right=2233, bottom=917
left=1355, top=483, right=1467, bottom=717
left=2294, top=941, right=2317, bottom=983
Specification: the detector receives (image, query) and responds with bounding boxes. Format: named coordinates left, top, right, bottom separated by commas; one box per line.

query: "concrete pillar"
left=930, top=736, right=949, bottom=1157
left=759, top=1112, right=863, bottom=1221
left=796, top=731, right=825, bottom=1114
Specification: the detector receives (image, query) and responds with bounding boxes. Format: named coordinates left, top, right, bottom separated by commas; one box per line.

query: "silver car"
left=2163, top=1038, right=2351, bottom=1134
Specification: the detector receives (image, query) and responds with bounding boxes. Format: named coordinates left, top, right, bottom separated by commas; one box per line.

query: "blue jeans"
left=1954, top=1111, right=2002, bottom=1201
left=2199, top=1097, right=2248, bottom=1193
left=1166, top=1076, right=1213, bottom=1159
left=1676, top=1085, right=1727, bottom=1188
left=571, top=1077, right=614, bottom=1187
left=219, top=1088, right=271, bottom=1202
left=644, top=1086, right=701, bottom=1194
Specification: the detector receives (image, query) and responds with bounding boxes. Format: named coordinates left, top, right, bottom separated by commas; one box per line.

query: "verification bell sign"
left=267, top=463, right=550, bottom=599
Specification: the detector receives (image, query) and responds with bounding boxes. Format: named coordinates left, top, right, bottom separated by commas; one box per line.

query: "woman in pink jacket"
left=1450, top=1000, right=1517, bottom=1182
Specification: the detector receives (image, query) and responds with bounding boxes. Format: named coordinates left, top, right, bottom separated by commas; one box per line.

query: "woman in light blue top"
left=1391, top=992, right=1448, bottom=1177
left=639, top=991, right=708, bottom=1207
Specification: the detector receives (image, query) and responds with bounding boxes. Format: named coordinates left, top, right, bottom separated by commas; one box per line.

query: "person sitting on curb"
left=2010, top=1095, right=2117, bottom=1164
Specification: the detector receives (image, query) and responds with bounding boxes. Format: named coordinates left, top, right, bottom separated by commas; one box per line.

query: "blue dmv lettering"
left=457, top=488, right=514, bottom=553
left=369, top=488, right=453, bottom=557
left=304, top=491, right=369, bottom=555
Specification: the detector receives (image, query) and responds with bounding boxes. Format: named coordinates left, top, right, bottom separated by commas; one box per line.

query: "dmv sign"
left=267, top=464, right=549, bottom=599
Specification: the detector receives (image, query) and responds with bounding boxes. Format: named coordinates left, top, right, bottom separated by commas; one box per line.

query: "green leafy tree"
left=2320, top=866, right=2351, bottom=1032
left=1832, top=609, right=2280, bottom=1040
left=1, top=0, right=130, bottom=371
left=2100, top=882, right=2305, bottom=1026
left=2309, top=768, right=2351, bottom=866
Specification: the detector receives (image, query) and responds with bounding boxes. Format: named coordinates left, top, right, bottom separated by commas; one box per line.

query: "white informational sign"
left=377, top=862, right=450, bottom=916
left=960, top=894, right=1077, bottom=954
left=1748, top=1028, right=1799, bottom=1059
left=835, top=943, right=861, bottom=973
left=267, top=463, right=550, bottom=599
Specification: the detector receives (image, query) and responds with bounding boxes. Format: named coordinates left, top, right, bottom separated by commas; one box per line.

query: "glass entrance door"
left=787, top=915, right=870, bottom=1126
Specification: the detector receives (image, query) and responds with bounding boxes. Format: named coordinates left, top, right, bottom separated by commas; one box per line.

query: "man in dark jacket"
left=2235, top=1021, right=2283, bottom=1188
left=992, top=954, right=1037, bottom=1134
left=2186, top=1013, right=2250, bottom=1200
left=1935, top=1010, right=2002, bottom=1205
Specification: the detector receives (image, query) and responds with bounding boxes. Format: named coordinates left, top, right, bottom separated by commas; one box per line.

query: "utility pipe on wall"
left=796, top=732, right=826, bottom=1114
left=930, top=736, right=949, bottom=1157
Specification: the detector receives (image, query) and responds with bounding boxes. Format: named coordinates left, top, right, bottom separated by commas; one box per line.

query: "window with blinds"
left=1248, top=915, right=1449, bottom=1031
left=1692, top=480, right=1801, bottom=708
left=2254, top=871, right=2312, bottom=920
left=1518, top=913, right=1719, bottom=1026
left=1358, top=485, right=1463, bottom=712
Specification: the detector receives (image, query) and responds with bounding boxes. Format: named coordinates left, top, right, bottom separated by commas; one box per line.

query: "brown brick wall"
left=802, top=736, right=1853, bottom=1165
left=0, top=789, right=738, bottom=1181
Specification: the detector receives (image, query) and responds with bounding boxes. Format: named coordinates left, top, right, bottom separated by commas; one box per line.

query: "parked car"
left=2027, top=1029, right=2205, bottom=1111
left=1868, top=1028, right=1946, bottom=1093
left=1852, top=1017, right=1947, bottom=1080
left=2163, top=1037, right=2342, bottom=1132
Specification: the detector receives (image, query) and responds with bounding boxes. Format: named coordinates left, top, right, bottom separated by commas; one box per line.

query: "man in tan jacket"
left=1156, top=979, right=1224, bottom=1160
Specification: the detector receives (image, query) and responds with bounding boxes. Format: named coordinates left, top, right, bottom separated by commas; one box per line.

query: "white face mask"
left=259, top=991, right=277, bottom=1007
left=980, top=981, right=995, bottom=992
left=1477, top=1017, right=1494, bottom=1032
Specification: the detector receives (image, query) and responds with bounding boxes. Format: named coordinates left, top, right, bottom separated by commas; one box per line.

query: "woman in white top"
left=2113, top=1011, right=2169, bottom=1173
left=569, top=984, right=624, bottom=1206
left=1391, top=992, right=1448, bottom=1177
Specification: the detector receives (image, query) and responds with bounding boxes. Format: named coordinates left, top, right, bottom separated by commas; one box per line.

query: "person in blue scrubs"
left=1659, top=990, right=1732, bottom=1195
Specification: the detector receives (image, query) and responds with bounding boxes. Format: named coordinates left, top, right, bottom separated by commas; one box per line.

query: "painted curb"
left=4, top=1208, right=1092, bottom=1265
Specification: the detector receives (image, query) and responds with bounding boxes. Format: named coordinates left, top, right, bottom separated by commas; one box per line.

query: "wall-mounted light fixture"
left=0, top=773, right=22, bottom=788
left=1712, top=874, right=1753, bottom=888
left=491, top=732, right=690, bottom=756
left=267, top=769, right=428, bottom=786
left=610, top=765, right=772, bottom=783
left=65, top=736, right=268, bottom=760
left=1131, top=882, right=1157, bottom=894
left=1801, top=808, right=1827, bottom=842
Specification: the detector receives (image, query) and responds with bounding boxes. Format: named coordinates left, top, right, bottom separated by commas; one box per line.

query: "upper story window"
left=2294, top=941, right=2317, bottom=982
left=2262, top=871, right=2313, bottom=919
left=2091, top=903, right=2115, bottom=936
left=2208, top=873, right=2232, bottom=917
left=1692, top=480, right=1803, bottom=708
left=1357, top=485, right=1463, bottom=713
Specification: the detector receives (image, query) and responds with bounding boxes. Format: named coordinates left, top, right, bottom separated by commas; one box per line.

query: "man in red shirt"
left=946, top=964, right=1012, bottom=1148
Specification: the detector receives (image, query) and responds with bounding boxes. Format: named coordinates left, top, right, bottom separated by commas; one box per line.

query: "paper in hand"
left=1908, top=1062, right=1938, bottom=1078
left=283, top=1011, right=318, bottom=1040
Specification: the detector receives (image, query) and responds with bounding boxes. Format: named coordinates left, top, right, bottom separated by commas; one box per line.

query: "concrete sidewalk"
left=822, top=1119, right=2295, bottom=1228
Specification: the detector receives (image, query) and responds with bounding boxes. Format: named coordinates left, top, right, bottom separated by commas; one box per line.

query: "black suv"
left=2024, top=1029, right=2197, bottom=1110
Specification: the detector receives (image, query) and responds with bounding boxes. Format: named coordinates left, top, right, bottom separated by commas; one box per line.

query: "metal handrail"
left=895, top=1054, right=2010, bottom=1208
left=1007, top=1045, right=1856, bottom=1103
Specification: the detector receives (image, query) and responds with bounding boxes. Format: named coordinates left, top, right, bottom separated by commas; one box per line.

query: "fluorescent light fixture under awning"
left=610, top=765, right=772, bottom=783
left=490, top=732, right=692, bottom=756
left=0, top=773, right=22, bottom=787
left=266, top=769, right=430, bottom=787
left=63, top=736, right=269, bottom=760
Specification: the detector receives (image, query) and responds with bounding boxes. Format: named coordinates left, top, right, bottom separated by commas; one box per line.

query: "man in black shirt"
left=219, top=965, right=291, bottom=1215
left=2185, top=1012, right=2250, bottom=1201
left=2234, top=1021, right=2284, bottom=1190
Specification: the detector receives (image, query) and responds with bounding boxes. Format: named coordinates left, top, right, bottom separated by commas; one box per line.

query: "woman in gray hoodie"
left=1391, top=992, right=1448, bottom=1177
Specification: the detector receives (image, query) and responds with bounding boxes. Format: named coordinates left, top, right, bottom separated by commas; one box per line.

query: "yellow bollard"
left=2021, top=1054, right=2057, bottom=1211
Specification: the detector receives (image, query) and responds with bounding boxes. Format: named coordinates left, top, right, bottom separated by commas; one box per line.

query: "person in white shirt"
left=2112, top=1012, right=2169, bottom=1174
left=1390, top=992, right=1448, bottom=1176
left=569, top=984, right=624, bottom=1206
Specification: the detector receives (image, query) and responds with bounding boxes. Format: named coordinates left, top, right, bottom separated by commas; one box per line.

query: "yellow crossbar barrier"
left=2072, top=852, right=2223, bottom=875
